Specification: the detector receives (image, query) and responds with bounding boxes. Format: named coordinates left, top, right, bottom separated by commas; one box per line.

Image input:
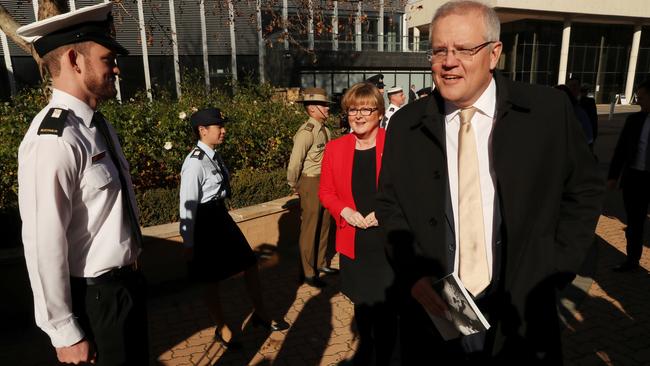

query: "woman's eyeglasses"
left=347, top=108, right=378, bottom=116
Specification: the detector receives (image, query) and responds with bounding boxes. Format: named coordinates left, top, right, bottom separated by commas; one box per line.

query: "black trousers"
left=70, top=271, right=149, bottom=366
left=352, top=302, right=398, bottom=366
left=622, top=168, right=650, bottom=263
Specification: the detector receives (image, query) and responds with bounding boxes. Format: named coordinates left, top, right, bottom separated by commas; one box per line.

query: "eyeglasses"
left=347, top=108, right=378, bottom=116
left=426, top=41, right=495, bottom=63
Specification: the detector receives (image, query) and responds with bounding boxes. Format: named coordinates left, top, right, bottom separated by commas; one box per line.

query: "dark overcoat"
left=376, top=72, right=604, bottom=363
left=608, top=111, right=649, bottom=186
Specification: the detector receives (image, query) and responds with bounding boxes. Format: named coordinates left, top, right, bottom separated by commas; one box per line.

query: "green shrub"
left=135, top=168, right=290, bottom=227
left=136, top=187, right=180, bottom=228
left=0, top=88, right=48, bottom=209
left=228, top=168, right=292, bottom=209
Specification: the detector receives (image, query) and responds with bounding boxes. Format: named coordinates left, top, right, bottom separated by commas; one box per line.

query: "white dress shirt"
left=179, top=140, right=229, bottom=248
left=383, top=103, right=401, bottom=130
left=18, top=89, right=140, bottom=347
left=445, top=78, right=497, bottom=279
left=631, top=114, right=650, bottom=171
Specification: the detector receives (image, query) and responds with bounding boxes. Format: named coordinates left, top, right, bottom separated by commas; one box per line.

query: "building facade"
left=1, top=0, right=428, bottom=101
left=406, top=0, right=650, bottom=103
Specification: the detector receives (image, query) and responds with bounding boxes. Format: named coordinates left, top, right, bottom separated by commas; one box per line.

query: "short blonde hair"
left=341, top=83, right=385, bottom=117
left=41, top=41, right=92, bottom=77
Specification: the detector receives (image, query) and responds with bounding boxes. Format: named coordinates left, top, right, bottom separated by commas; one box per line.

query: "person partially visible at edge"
left=376, top=1, right=604, bottom=364
left=287, top=87, right=339, bottom=288
left=568, top=77, right=598, bottom=147
left=382, top=86, right=407, bottom=130
left=607, top=80, right=650, bottom=272
left=555, top=84, right=594, bottom=147
left=16, top=3, right=149, bottom=364
left=409, top=84, right=418, bottom=103
left=319, top=83, right=398, bottom=365
left=179, top=108, right=289, bottom=348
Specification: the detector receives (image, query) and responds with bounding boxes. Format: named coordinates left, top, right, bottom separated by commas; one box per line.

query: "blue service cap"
left=190, top=108, right=228, bottom=128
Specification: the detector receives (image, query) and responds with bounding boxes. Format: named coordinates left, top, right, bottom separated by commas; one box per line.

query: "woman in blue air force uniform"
left=179, top=108, right=288, bottom=347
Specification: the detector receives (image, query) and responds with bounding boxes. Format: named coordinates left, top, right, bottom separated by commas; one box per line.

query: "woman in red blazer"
left=319, top=83, right=398, bottom=365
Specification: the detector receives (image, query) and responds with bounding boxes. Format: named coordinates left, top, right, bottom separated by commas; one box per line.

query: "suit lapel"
left=414, top=92, right=456, bottom=242
left=420, top=90, right=447, bottom=151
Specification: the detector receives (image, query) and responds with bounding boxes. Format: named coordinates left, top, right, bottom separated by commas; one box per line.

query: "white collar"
left=197, top=140, right=217, bottom=159
left=51, top=88, right=95, bottom=127
left=444, top=77, right=496, bottom=123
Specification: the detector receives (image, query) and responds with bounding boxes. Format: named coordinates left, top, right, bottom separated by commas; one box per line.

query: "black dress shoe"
left=318, top=266, right=340, bottom=275
left=214, top=328, right=242, bottom=349
left=250, top=312, right=290, bottom=331
left=304, top=275, right=327, bottom=288
left=612, top=261, right=639, bottom=272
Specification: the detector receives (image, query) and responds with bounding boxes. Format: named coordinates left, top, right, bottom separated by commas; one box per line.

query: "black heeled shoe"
left=250, top=312, right=290, bottom=332
left=214, top=328, right=242, bottom=350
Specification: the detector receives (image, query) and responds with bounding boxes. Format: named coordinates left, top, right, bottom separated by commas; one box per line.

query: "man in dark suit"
left=568, top=78, right=598, bottom=146
left=376, top=1, right=603, bottom=364
left=607, top=80, right=650, bottom=272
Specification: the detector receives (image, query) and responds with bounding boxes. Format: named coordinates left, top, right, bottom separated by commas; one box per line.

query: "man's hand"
left=56, top=339, right=96, bottom=364
left=364, top=212, right=378, bottom=227
left=606, top=179, right=618, bottom=191
left=411, top=277, right=449, bottom=318
left=340, top=207, right=368, bottom=229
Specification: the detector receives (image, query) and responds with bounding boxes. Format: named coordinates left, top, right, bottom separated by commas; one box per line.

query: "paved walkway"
left=3, top=106, right=650, bottom=365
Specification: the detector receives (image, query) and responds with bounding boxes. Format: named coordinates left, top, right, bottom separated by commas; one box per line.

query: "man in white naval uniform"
left=16, top=3, right=148, bottom=365
left=382, top=86, right=407, bottom=129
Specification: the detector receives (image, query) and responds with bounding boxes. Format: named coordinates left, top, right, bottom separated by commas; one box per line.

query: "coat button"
left=428, top=218, right=437, bottom=226
left=433, top=170, right=441, bottom=179
left=448, top=243, right=454, bottom=252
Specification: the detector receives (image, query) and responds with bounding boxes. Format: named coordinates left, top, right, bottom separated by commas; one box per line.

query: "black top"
left=352, top=147, right=377, bottom=216
left=340, top=147, right=395, bottom=305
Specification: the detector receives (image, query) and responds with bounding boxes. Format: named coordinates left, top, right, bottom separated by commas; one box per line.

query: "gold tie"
left=458, top=107, right=490, bottom=296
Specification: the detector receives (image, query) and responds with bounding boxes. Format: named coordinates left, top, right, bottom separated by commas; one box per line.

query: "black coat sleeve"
left=554, top=96, right=605, bottom=275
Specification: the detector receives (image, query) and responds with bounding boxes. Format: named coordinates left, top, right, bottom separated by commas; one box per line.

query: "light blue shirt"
left=179, top=140, right=230, bottom=248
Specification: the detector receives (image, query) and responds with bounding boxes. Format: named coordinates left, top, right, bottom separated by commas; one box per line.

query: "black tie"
left=213, top=151, right=231, bottom=198
left=93, top=112, right=143, bottom=248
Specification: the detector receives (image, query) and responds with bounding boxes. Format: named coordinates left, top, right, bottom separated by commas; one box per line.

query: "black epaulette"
left=37, top=108, right=69, bottom=136
left=190, top=148, right=205, bottom=160
left=303, top=123, right=314, bottom=132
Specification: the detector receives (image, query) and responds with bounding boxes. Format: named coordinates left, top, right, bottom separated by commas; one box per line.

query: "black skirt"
left=189, top=200, right=257, bottom=282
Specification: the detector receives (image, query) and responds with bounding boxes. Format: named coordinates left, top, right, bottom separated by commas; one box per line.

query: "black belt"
left=72, top=264, right=138, bottom=286
left=200, top=199, right=225, bottom=209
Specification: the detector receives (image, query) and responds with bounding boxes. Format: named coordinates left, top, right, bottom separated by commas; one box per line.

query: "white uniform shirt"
left=18, top=89, right=140, bottom=347
left=444, top=78, right=497, bottom=280
left=179, top=141, right=230, bottom=248
left=383, top=103, right=401, bottom=130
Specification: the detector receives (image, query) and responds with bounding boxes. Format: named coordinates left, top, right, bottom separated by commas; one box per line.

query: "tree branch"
left=37, top=0, right=69, bottom=21
left=0, top=4, right=31, bottom=54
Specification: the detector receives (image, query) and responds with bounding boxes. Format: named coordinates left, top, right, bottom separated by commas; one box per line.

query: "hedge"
left=0, top=79, right=335, bottom=248
left=136, top=168, right=291, bottom=227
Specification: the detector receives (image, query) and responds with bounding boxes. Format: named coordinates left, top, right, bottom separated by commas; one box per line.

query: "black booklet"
left=425, top=273, right=491, bottom=340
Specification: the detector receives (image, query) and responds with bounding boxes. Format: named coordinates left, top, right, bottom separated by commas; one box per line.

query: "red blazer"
left=319, top=128, right=385, bottom=259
